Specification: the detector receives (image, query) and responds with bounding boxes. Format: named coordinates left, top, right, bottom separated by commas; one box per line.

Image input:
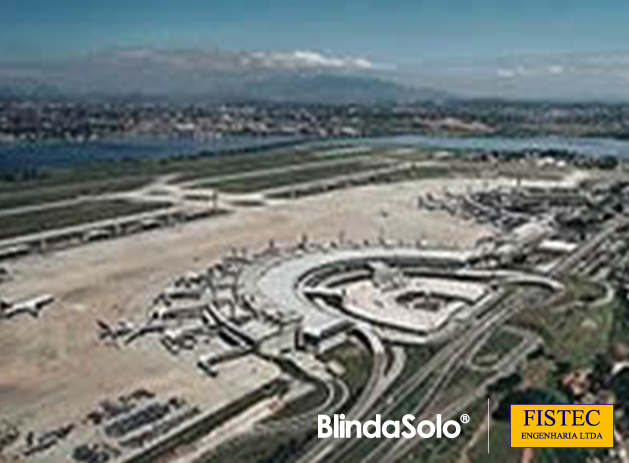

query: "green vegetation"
left=610, top=288, right=629, bottom=345
left=0, top=199, right=170, bottom=241
left=332, top=345, right=440, bottom=463
left=536, top=447, right=608, bottom=463
left=377, top=158, right=564, bottom=183
left=174, top=148, right=375, bottom=183
left=0, top=175, right=152, bottom=211
left=319, top=340, right=372, bottom=399
left=465, top=160, right=566, bottom=181
left=398, top=399, right=487, bottom=463
left=262, top=341, right=372, bottom=422
left=202, top=432, right=314, bottom=463
left=217, top=340, right=373, bottom=463
left=475, top=279, right=623, bottom=463
left=472, top=328, right=523, bottom=368
left=0, top=145, right=384, bottom=210
left=430, top=367, right=489, bottom=412
left=511, top=276, right=611, bottom=368
left=193, top=161, right=388, bottom=193
left=1, top=141, right=566, bottom=212
left=371, top=165, right=455, bottom=183
left=263, top=340, right=373, bottom=423
left=0, top=146, right=323, bottom=189
left=264, top=384, right=329, bottom=422
left=268, top=160, right=566, bottom=200
left=266, top=165, right=457, bottom=199
left=395, top=343, right=440, bottom=386
left=467, top=421, right=519, bottom=463
left=612, top=367, right=629, bottom=428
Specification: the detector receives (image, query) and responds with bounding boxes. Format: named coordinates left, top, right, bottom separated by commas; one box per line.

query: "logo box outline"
left=509, top=403, right=615, bottom=449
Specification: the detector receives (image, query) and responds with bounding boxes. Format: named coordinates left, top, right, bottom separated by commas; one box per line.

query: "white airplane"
left=124, top=319, right=169, bottom=345
left=0, top=295, right=54, bottom=319
left=97, top=317, right=168, bottom=344
left=96, top=319, right=136, bottom=340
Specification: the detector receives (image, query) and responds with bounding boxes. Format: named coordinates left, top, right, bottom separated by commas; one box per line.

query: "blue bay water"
left=2, top=134, right=629, bottom=174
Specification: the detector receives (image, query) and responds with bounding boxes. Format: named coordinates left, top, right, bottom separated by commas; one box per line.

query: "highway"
left=303, top=216, right=626, bottom=463
left=371, top=217, right=628, bottom=463
left=466, top=325, right=542, bottom=374
left=255, top=378, right=350, bottom=435
left=256, top=325, right=388, bottom=437
left=370, top=322, right=543, bottom=463
left=295, top=326, right=403, bottom=463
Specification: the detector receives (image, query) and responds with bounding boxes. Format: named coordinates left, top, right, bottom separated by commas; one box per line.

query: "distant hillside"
left=196, top=73, right=448, bottom=104
left=0, top=48, right=448, bottom=104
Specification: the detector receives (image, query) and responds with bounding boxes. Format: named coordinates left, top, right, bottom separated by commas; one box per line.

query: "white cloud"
left=292, top=50, right=347, bottom=67
left=497, top=66, right=527, bottom=79
left=497, top=64, right=565, bottom=79
left=254, top=50, right=392, bottom=71
left=497, top=69, right=517, bottom=78
left=547, top=65, right=564, bottom=75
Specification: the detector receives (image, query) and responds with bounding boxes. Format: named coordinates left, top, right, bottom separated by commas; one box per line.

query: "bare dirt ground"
left=0, top=175, right=575, bottom=459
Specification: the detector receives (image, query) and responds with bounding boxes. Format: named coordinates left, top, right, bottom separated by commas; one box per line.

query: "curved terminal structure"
left=233, top=242, right=562, bottom=346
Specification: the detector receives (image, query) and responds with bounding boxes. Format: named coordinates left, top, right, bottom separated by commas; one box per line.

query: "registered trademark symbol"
left=460, top=414, right=470, bottom=424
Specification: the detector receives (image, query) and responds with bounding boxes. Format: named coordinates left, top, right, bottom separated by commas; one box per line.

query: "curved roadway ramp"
left=294, top=326, right=404, bottom=463
left=198, top=325, right=397, bottom=463
left=258, top=325, right=394, bottom=439
left=327, top=216, right=629, bottom=463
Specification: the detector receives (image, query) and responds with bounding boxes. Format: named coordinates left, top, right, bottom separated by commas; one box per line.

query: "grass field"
left=394, top=344, right=440, bottom=386
left=266, top=165, right=459, bottom=199
left=202, top=431, right=314, bottom=463
left=398, top=399, right=488, bottom=463
left=330, top=344, right=439, bottom=463
left=467, top=421, right=520, bottom=463
left=192, top=160, right=389, bottom=193
left=0, top=145, right=381, bottom=210
left=0, top=175, right=153, bottom=211
left=0, top=142, right=567, bottom=211
left=175, top=149, right=347, bottom=183
left=472, top=328, right=523, bottom=368
left=0, top=199, right=170, bottom=241
left=366, top=160, right=564, bottom=184
left=609, top=290, right=629, bottom=345
left=320, top=340, right=372, bottom=395
left=429, top=368, right=489, bottom=412
left=511, top=276, right=611, bottom=368
left=266, top=160, right=567, bottom=200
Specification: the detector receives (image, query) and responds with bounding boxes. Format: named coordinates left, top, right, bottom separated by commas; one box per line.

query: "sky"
left=1, top=0, right=629, bottom=100
left=1, top=0, right=629, bottom=63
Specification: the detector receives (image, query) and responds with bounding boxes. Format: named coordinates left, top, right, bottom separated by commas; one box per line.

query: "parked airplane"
left=96, top=318, right=168, bottom=344
left=124, top=319, right=169, bottom=345
left=96, top=319, right=136, bottom=340
left=0, top=295, right=54, bottom=319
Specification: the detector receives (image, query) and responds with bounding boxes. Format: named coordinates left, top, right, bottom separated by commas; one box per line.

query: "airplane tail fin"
left=96, top=320, right=112, bottom=339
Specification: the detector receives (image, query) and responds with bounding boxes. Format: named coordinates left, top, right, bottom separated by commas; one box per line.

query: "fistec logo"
left=511, top=405, right=614, bottom=448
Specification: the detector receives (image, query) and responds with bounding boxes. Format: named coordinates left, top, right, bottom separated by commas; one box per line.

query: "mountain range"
left=0, top=48, right=446, bottom=104
left=3, top=47, right=628, bottom=103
